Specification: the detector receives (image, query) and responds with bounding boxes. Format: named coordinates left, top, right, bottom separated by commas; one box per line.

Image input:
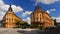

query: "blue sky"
left=3, top=0, right=60, bottom=16
left=0, top=0, right=60, bottom=23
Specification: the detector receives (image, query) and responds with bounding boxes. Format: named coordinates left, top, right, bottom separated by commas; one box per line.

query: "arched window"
left=35, top=14, right=38, bottom=22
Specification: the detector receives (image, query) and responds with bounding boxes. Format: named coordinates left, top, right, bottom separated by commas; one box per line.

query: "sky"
left=0, top=0, right=60, bottom=24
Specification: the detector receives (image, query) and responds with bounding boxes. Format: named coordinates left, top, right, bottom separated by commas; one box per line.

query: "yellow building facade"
left=2, top=5, right=23, bottom=28
left=30, top=6, right=54, bottom=28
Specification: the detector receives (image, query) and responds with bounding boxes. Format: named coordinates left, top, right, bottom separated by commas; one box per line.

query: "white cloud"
left=12, top=5, right=23, bottom=12
left=46, top=10, right=50, bottom=14
left=33, top=0, right=59, bottom=5
left=0, top=11, right=6, bottom=20
left=46, top=9, right=56, bottom=14
left=25, top=17, right=31, bottom=24
left=0, top=0, right=4, bottom=5
left=1, top=5, right=23, bottom=12
left=52, top=16, right=60, bottom=23
left=22, top=11, right=32, bottom=24
left=50, top=9, right=56, bottom=11
left=0, top=0, right=23, bottom=20
left=22, top=11, right=32, bottom=17
left=56, top=16, right=60, bottom=23
left=1, top=5, right=10, bottom=11
left=52, top=17, right=57, bottom=20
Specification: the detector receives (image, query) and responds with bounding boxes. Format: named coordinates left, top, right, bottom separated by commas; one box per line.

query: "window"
left=35, top=19, right=37, bottom=22
left=40, top=14, right=41, bottom=21
left=35, top=14, right=37, bottom=18
left=35, top=14, right=38, bottom=22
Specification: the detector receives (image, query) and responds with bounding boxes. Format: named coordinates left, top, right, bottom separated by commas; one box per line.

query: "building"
left=30, top=6, right=54, bottom=28
left=2, top=5, right=23, bottom=28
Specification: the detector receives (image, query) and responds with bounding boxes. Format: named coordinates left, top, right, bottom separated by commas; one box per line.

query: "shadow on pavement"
left=17, top=29, right=60, bottom=34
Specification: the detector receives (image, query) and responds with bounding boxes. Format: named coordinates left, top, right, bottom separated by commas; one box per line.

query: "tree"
left=0, top=21, right=3, bottom=26
left=15, top=20, right=21, bottom=28
left=54, top=19, right=60, bottom=31
left=21, top=21, right=30, bottom=29
left=54, top=19, right=56, bottom=25
left=31, top=23, right=39, bottom=29
left=54, top=19, right=58, bottom=28
left=39, top=25, right=43, bottom=30
left=0, top=21, right=2, bottom=26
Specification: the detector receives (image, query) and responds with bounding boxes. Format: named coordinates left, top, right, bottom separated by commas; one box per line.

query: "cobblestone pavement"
left=0, top=28, right=60, bottom=34
left=0, top=28, right=40, bottom=34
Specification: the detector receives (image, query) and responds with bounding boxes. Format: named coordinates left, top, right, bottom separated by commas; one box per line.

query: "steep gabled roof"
left=2, top=5, right=23, bottom=21
left=8, top=5, right=13, bottom=11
